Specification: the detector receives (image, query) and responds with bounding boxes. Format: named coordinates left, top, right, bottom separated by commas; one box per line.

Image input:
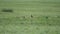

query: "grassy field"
left=0, top=0, right=60, bottom=34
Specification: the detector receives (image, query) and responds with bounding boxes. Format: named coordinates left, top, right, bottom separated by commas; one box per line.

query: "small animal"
left=31, top=15, right=33, bottom=18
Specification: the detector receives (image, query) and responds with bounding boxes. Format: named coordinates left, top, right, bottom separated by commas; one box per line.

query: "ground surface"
left=0, top=0, right=60, bottom=34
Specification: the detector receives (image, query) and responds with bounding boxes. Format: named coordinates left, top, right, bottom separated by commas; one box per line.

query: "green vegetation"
left=0, top=0, right=60, bottom=34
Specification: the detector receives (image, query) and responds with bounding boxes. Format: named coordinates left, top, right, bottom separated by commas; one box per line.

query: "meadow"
left=0, top=0, right=60, bottom=34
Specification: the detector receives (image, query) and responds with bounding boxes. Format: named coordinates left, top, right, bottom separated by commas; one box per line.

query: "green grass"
left=0, top=0, right=60, bottom=34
